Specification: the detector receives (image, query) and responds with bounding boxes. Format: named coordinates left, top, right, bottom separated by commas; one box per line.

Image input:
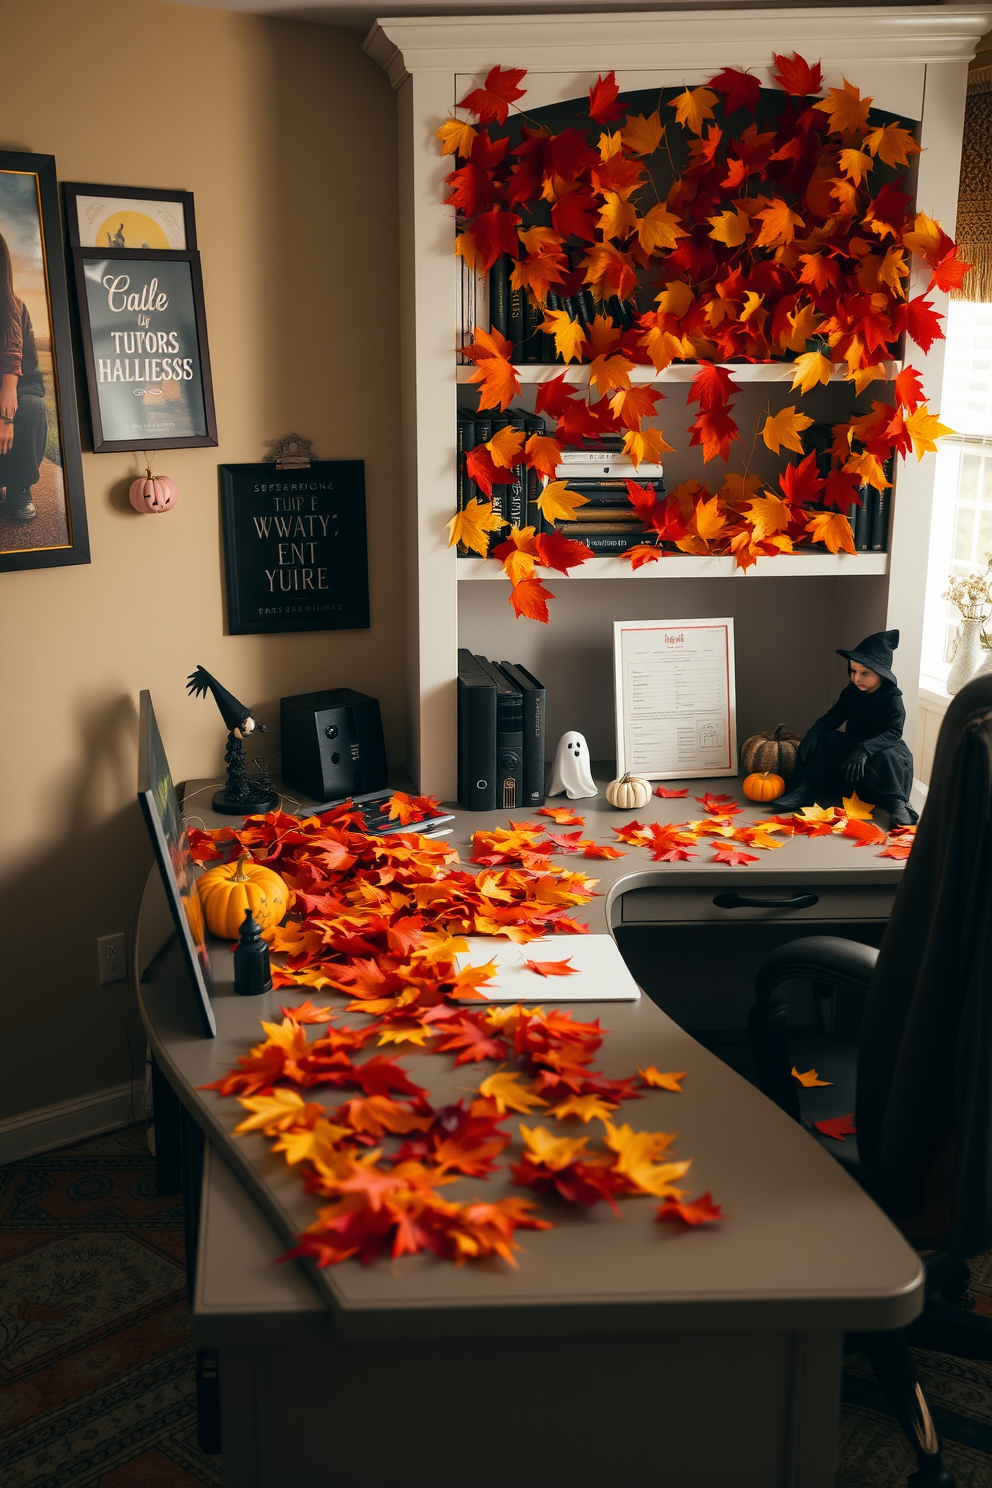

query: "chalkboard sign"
left=220, top=461, right=370, bottom=635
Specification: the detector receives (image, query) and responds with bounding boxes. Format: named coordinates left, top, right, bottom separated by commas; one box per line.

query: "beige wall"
left=0, top=0, right=402, bottom=1121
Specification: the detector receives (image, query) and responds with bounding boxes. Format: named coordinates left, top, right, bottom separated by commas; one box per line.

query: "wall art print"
left=0, top=151, right=88, bottom=572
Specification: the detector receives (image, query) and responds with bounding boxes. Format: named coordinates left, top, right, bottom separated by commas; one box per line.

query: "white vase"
left=947, top=617, right=985, bottom=694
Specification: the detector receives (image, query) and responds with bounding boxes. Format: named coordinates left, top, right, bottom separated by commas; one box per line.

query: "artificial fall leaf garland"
left=441, top=56, right=960, bottom=615
left=193, top=797, right=716, bottom=1270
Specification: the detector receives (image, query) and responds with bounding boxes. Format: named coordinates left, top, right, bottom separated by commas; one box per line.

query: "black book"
left=473, top=655, right=524, bottom=812
left=457, top=649, right=497, bottom=811
left=498, top=662, right=546, bottom=807
left=558, top=529, right=652, bottom=554
left=564, top=478, right=667, bottom=498
left=474, top=411, right=498, bottom=550
left=509, top=284, right=527, bottom=365
left=854, top=488, right=870, bottom=551
left=525, top=296, right=544, bottom=365
left=489, top=259, right=509, bottom=339
left=868, top=486, right=889, bottom=552
left=545, top=292, right=564, bottom=362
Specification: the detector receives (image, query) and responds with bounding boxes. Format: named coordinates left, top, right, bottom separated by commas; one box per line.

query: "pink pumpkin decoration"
left=129, top=469, right=178, bottom=514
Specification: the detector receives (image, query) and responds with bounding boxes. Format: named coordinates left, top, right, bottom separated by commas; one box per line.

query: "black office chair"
left=748, top=673, right=992, bottom=1488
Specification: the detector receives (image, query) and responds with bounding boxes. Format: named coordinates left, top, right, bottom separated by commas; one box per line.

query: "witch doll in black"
left=771, top=629, right=917, bottom=827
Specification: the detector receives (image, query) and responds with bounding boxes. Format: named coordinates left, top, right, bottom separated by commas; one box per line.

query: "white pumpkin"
left=605, top=772, right=651, bottom=810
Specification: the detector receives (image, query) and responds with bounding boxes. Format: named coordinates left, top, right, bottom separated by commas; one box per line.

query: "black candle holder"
left=233, top=905, right=272, bottom=996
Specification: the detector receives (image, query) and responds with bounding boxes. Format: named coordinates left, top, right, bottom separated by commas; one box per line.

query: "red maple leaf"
left=879, top=839, right=912, bottom=860
left=588, top=70, right=627, bottom=124
left=778, top=451, right=826, bottom=506
left=524, top=958, right=579, bottom=977
left=696, top=792, right=740, bottom=814
left=687, top=361, right=739, bottom=410
left=689, top=407, right=741, bottom=463
left=655, top=1192, right=728, bottom=1226
left=533, top=529, right=594, bottom=573
left=813, top=1114, right=856, bottom=1142
left=823, top=468, right=862, bottom=510
left=894, top=295, right=945, bottom=356
left=465, top=444, right=517, bottom=498
left=551, top=191, right=599, bottom=244
left=544, top=128, right=600, bottom=182
left=708, top=67, right=761, bottom=115
left=655, top=786, right=689, bottom=798
left=895, top=365, right=926, bottom=414
left=842, top=819, right=887, bottom=848
left=458, top=65, right=527, bottom=125
left=444, top=162, right=498, bottom=217
left=772, top=51, right=823, bottom=97
left=712, top=845, right=760, bottom=866
left=470, top=209, right=522, bottom=272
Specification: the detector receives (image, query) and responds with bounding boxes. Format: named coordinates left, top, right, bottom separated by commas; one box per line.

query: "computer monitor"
left=138, top=689, right=216, bottom=1037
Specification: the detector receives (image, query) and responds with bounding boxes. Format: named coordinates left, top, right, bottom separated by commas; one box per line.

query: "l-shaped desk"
left=137, top=777, right=919, bottom=1488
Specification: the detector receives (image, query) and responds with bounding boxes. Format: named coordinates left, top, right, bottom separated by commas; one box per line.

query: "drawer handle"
left=711, top=892, right=820, bottom=910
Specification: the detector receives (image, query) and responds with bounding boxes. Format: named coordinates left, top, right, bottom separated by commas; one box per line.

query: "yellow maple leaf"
left=598, top=129, right=623, bottom=162
left=905, top=404, right=953, bottom=460
left=806, top=509, right=856, bottom=554
left=844, top=450, right=891, bottom=490
left=720, top=471, right=763, bottom=503
left=621, top=110, right=664, bottom=155
left=602, top=1119, right=689, bottom=1197
left=479, top=1071, right=549, bottom=1116
left=878, top=245, right=909, bottom=297
left=233, top=1089, right=323, bottom=1136
left=585, top=312, right=623, bottom=358
left=539, top=308, right=589, bottom=363
left=791, top=350, right=832, bottom=395
left=536, top=480, right=590, bottom=523
left=550, top=1093, right=620, bottom=1123
left=454, top=230, right=485, bottom=273
left=842, top=791, right=875, bottom=820
left=838, top=148, right=873, bottom=185
left=754, top=199, right=806, bottom=248
left=487, top=425, right=526, bottom=468
left=598, top=191, right=638, bottom=241
left=746, top=492, right=792, bottom=540
left=797, top=803, right=840, bottom=824
left=524, top=433, right=560, bottom=479
left=637, top=1067, right=686, bottom=1092
left=588, top=352, right=633, bottom=396
left=498, top=526, right=538, bottom=584
left=468, top=353, right=519, bottom=411
left=435, top=118, right=477, bottom=157
left=865, top=121, right=921, bottom=168
left=792, top=1066, right=832, bottom=1088
left=708, top=209, right=749, bottom=247
left=780, top=303, right=823, bottom=354
left=815, top=78, right=873, bottom=135
left=446, top=497, right=505, bottom=557
left=636, top=203, right=688, bottom=254
left=519, top=1124, right=589, bottom=1170
left=761, top=405, right=813, bottom=455
left=272, top=1117, right=352, bottom=1165
left=739, top=290, right=765, bottom=323
left=623, top=427, right=675, bottom=467
left=655, top=280, right=694, bottom=318
left=376, top=1022, right=430, bottom=1046
left=847, top=364, right=889, bottom=396
left=902, top=211, right=943, bottom=263
left=669, top=85, right=717, bottom=136
left=694, top=493, right=727, bottom=541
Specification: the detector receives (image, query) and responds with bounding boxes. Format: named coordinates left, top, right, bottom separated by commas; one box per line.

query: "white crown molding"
left=365, top=5, right=992, bottom=86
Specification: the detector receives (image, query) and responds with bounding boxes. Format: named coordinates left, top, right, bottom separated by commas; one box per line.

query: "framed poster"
left=72, top=248, right=217, bottom=451
left=63, top=181, right=195, bottom=251
left=614, top=617, right=737, bottom=779
left=137, top=689, right=216, bottom=1039
left=220, top=461, right=370, bottom=635
left=0, top=151, right=89, bottom=573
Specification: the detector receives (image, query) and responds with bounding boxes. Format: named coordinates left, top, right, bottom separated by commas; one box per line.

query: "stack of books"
left=555, top=448, right=664, bottom=554
left=456, top=408, right=550, bottom=552
left=483, top=248, right=638, bottom=366
left=806, top=421, right=892, bottom=552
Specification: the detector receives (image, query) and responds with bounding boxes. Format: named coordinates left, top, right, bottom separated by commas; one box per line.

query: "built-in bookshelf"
left=366, top=8, right=985, bottom=797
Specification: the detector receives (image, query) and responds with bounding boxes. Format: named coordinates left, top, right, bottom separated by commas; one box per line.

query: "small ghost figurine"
left=549, top=730, right=598, bottom=799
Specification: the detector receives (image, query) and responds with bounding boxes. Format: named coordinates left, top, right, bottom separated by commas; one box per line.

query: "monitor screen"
left=138, top=689, right=216, bottom=1037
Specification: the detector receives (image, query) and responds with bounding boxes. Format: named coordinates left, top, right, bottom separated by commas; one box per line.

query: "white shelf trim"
left=457, top=552, right=890, bottom=579
left=456, top=361, right=901, bottom=386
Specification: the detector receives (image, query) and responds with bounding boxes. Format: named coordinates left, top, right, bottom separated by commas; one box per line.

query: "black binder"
left=457, top=649, right=496, bottom=811
left=498, top=661, right=546, bottom=808
left=473, top=655, right=524, bottom=812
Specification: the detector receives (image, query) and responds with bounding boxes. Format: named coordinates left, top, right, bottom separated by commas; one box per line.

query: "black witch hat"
left=836, top=629, right=900, bottom=686
left=186, top=666, right=266, bottom=735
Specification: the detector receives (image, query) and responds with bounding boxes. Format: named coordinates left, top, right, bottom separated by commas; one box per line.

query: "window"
left=921, top=301, right=992, bottom=688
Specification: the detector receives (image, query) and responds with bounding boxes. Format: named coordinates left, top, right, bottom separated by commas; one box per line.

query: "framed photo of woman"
left=0, top=151, right=88, bottom=572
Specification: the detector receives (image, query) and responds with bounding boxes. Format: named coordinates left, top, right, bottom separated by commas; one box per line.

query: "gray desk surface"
left=139, top=774, right=921, bottom=1343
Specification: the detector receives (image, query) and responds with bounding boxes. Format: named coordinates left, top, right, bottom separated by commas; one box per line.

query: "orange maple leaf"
left=806, top=510, right=856, bottom=555
left=815, top=78, right=872, bottom=136
left=669, top=86, right=717, bottom=136
left=509, top=575, right=554, bottom=623
left=754, top=199, right=806, bottom=248
left=761, top=406, right=813, bottom=456
left=446, top=497, right=505, bottom=556
left=536, top=806, right=585, bottom=824
left=655, top=1192, right=727, bottom=1226
left=638, top=1067, right=686, bottom=1091
left=523, top=958, right=578, bottom=977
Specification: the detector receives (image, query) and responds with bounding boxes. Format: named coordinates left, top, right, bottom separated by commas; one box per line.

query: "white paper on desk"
left=614, top=616, right=737, bottom=779
left=453, top=935, right=642, bottom=1002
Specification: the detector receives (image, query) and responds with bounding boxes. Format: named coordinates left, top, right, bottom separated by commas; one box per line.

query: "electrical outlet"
left=98, top=932, right=127, bottom=985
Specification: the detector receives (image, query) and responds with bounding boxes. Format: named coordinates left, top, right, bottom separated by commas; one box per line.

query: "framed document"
left=220, top=461, right=370, bottom=635
left=614, top=617, right=737, bottom=779
left=63, top=181, right=195, bottom=250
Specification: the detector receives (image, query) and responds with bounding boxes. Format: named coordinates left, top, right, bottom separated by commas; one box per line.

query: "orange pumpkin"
left=742, top=771, right=786, bottom=803
left=197, top=856, right=290, bottom=937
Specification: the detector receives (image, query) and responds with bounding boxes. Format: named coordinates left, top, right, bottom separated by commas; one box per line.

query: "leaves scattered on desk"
left=656, top=1193, right=729, bottom=1228
left=194, top=805, right=723, bottom=1267
left=792, top=1067, right=832, bottom=1088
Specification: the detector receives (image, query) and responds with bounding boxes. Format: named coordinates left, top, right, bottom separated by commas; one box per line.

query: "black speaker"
left=280, top=688, right=388, bottom=803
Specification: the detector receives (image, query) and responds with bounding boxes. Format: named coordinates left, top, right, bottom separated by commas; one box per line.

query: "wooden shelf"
left=455, top=361, right=902, bottom=387
left=457, top=553, right=890, bottom=579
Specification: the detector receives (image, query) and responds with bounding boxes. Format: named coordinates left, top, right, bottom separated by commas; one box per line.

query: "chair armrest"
left=748, top=937, right=878, bottom=1120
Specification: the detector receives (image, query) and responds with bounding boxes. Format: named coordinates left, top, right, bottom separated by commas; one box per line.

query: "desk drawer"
left=620, top=883, right=896, bottom=924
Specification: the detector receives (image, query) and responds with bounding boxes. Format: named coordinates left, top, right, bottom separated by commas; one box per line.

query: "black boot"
left=8, top=488, right=36, bottom=522
left=767, top=777, right=814, bottom=811
left=880, top=796, right=917, bottom=828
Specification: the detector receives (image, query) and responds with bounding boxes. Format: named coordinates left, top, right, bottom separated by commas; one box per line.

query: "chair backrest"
left=856, top=673, right=992, bottom=1258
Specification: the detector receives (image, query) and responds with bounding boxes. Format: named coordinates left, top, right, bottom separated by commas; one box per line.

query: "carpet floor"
left=2, top=1123, right=992, bottom=1487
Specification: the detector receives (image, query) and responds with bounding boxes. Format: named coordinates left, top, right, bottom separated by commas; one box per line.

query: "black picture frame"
left=62, top=181, right=196, bottom=251
left=0, top=151, right=89, bottom=573
left=138, top=689, right=216, bottom=1039
left=220, top=461, right=371, bottom=635
left=72, top=247, right=217, bottom=452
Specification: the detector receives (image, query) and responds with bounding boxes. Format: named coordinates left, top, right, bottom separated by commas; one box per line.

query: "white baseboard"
left=0, top=1082, right=139, bottom=1166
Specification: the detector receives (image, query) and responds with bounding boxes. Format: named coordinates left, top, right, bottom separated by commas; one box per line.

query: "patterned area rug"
left=2, top=1122, right=992, bottom=1486
left=0, top=1125, right=220, bottom=1488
